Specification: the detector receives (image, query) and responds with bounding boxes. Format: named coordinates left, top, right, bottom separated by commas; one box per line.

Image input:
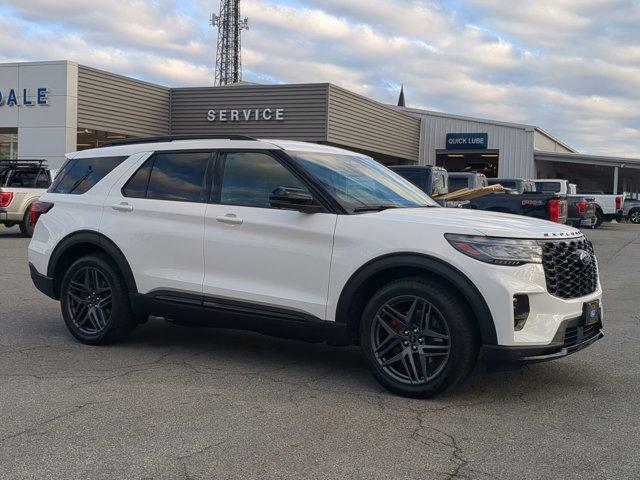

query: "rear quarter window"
left=49, top=156, right=127, bottom=194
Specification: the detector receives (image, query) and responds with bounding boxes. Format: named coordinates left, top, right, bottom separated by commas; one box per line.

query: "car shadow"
left=115, top=318, right=604, bottom=405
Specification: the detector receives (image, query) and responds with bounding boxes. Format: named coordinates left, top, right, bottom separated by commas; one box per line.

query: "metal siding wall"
left=170, top=84, right=328, bottom=141
left=327, top=85, right=421, bottom=161
left=417, top=113, right=535, bottom=177
left=77, top=65, right=170, bottom=137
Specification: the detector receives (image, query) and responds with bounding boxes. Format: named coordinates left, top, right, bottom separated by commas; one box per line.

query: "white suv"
left=28, top=136, right=604, bottom=397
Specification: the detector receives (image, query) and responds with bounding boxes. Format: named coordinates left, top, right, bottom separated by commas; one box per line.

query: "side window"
left=49, top=156, right=126, bottom=194
left=145, top=152, right=210, bottom=202
left=122, top=157, right=153, bottom=198
left=220, top=152, right=307, bottom=208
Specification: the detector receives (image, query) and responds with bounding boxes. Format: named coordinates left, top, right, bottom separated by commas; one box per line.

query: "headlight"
left=445, top=234, right=542, bottom=266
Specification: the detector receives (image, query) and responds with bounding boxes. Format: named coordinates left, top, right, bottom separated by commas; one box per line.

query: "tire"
left=593, top=209, right=603, bottom=229
left=19, top=206, right=34, bottom=237
left=359, top=278, right=479, bottom=398
left=60, top=254, right=136, bottom=345
left=629, top=208, right=640, bottom=224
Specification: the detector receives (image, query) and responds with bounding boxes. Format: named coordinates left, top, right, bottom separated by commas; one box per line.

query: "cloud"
left=0, top=0, right=638, bottom=157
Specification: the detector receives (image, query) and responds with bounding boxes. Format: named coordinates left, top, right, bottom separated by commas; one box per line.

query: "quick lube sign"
left=445, top=133, right=488, bottom=150
left=0, top=87, right=49, bottom=107
left=207, top=108, right=285, bottom=122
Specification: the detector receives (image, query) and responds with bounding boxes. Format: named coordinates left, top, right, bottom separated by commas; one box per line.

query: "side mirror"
left=269, top=187, right=324, bottom=213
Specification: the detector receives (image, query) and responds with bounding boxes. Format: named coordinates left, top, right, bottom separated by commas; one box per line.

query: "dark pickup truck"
left=391, top=169, right=569, bottom=224
left=488, top=178, right=594, bottom=227
left=388, top=165, right=449, bottom=198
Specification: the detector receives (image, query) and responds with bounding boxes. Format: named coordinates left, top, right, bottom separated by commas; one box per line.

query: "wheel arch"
left=47, top=230, right=137, bottom=299
left=335, top=253, right=498, bottom=346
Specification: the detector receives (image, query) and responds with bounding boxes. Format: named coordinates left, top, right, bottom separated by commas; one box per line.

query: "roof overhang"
left=534, top=150, right=640, bottom=170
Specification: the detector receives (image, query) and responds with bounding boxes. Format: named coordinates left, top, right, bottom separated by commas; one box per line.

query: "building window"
left=77, top=128, right=134, bottom=151
left=0, top=128, right=18, bottom=159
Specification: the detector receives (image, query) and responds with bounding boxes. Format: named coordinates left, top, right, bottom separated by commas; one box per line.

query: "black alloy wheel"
left=629, top=209, right=640, bottom=224
left=360, top=278, right=479, bottom=398
left=60, top=255, right=136, bottom=345
left=370, top=296, right=450, bottom=385
left=66, top=267, right=113, bottom=335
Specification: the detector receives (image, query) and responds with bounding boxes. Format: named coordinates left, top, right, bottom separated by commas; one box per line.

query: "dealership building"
left=1, top=60, right=639, bottom=196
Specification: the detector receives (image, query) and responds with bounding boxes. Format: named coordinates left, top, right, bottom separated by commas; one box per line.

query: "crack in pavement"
left=410, top=411, right=502, bottom=480
left=0, top=399, right=116, bottom=444
left=176, top=440, right=227, bottom=480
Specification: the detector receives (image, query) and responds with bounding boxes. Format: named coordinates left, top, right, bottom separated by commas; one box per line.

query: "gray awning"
left=535, top=150, right=640, bottom=170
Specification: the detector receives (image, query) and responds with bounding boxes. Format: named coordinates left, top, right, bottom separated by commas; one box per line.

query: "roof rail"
left=99, top=134, right=258, bottom=147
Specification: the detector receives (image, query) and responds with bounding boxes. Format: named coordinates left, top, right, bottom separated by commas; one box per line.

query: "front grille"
left=541, top=237, right=598, bottom=299
left=564, top=321, right=601, bottom=347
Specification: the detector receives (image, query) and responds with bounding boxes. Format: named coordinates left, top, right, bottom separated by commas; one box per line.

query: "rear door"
left=203, top=150, right=337, bottom=319
left=100, top=151, right=213, bottom=295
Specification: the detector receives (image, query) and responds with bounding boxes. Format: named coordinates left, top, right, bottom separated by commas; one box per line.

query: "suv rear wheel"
left=60, top=254, right=136, bottom=345
left=360, top=278, right=479, bottom=398
left=629, top=208, right=640, bottom=224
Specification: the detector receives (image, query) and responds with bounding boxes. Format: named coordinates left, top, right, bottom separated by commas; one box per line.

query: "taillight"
left=615, top=196, right=622, bottom=210
left=576, top=201, right=586, bottom=215
left=29, top=201, right=54, bottom=228
left=0, top=191, right=14, bottom=207
left=548, top=198, right=562, bottom=223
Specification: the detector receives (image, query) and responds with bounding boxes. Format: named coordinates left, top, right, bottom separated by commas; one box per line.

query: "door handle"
left=112, top=202, right=134, bottom=212
left=216, top=214, right=243, bottom=225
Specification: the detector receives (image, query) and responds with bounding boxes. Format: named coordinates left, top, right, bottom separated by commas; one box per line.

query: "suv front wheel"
left=360, top=278, right=479, bottom=398
left=60, top=254, right=137, bottom=345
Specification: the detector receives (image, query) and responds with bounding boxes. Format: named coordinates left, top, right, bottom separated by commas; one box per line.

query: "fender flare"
left=335, top=253, right=498, bottom=345
left=47, top=230, right=138, bottom=294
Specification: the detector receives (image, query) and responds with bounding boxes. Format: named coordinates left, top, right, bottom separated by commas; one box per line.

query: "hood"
left=374, top=207, right=582, bottom=239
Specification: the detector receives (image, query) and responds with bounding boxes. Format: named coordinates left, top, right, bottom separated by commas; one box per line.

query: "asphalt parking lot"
left=0, top=224, right=639, bottom=480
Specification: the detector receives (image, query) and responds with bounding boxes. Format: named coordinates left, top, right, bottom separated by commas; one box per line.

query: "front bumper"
left=481, top=316, right=604, bottom=363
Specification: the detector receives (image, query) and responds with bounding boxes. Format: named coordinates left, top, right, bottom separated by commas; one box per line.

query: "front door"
left=203, top=151, right=337, bottom=320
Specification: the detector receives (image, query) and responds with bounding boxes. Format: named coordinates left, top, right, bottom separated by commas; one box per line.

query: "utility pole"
left=211, top=0, right=249, bottom=86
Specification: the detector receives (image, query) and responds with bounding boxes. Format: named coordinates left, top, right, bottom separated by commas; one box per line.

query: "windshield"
left=289, top=151, right=438, bottom=211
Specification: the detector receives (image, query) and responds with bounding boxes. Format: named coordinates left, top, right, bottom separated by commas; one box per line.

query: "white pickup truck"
left=0, top=160, right=55, bottom=237
left=533, top=179, right=624, bottom=228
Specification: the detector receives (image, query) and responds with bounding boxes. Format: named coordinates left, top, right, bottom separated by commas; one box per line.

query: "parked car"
left=448, top=172, right=488, bottom=191
left=623, top=198, right=640, bottom=224
left=0, top=160, right=54, bottom=237
left=566, top=196, right=597, bottom=228
left=487, top=178, right=536, bottom=194
left=462, top=190, right=569, bottom=224
left=387, top=165, right=448, bottom=199
left=533, top=179, right=623, bottom=228
left=28, top=136, right=604, bottom=398
left=396, top=171, right=569, bottom=224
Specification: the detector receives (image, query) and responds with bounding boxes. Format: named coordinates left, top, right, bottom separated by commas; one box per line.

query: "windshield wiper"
left=352, top=205, right=401, bottom=212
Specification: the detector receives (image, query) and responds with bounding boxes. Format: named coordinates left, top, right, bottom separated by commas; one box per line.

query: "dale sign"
left=0, top=87, right=49, bottom=107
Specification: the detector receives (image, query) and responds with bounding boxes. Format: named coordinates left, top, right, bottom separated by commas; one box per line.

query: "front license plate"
left=583, top=300, right=601, bottom=326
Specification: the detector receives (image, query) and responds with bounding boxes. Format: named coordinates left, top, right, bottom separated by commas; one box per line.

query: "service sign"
left=445, top=133, right=488, bottom=150
left=0, top=87, right=49, bottom=107
left=207, top=108, right=285, bottom=122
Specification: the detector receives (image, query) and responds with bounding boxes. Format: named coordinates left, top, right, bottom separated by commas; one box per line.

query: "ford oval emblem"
left=576, top=249, right=592, bottom=267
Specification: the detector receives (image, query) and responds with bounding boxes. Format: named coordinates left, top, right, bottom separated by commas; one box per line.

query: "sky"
left=1, top=0, right=639, bottom=157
